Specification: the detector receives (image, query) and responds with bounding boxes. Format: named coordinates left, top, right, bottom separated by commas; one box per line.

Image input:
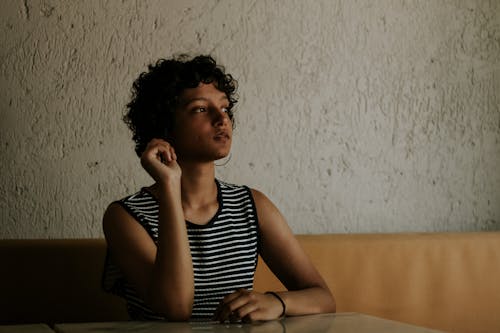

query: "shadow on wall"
left=482, top=219, right=500, bottom=231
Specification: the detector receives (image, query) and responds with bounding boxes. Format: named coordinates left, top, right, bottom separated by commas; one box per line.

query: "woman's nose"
left=213, top=108, right=230, bottom=125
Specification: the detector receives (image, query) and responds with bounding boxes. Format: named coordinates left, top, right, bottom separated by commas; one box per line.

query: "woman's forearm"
left=147, top=179, right=194, bottom=320
left=277, top=286, right=336, bottom=316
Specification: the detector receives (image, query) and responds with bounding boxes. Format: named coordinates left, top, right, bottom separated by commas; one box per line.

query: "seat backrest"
left=2, top=232, right=499, bottom=333
left=254, top=232, right=500, bottom=333
left=0, top=239, right=128, bottom=325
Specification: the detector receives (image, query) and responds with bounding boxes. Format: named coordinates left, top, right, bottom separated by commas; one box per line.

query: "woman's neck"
left=149, top=160, right=218, bottom=210
left=177, top=160, right=218, bottom=209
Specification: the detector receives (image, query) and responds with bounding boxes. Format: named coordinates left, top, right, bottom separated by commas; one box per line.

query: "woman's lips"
left=214, top=131, right=230, bottom=141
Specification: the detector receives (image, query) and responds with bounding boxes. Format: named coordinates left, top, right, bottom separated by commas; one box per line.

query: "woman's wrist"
left=157, top=177, right=181, bottom=195
left=265, top=291, right=286, bottom=318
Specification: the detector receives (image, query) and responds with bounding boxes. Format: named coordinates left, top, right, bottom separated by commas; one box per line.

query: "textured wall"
left=1, top=0, right=499, bottom=238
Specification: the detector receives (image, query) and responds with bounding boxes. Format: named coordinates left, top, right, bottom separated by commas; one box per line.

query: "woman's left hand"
left=213, top=289, right=284, bottom=323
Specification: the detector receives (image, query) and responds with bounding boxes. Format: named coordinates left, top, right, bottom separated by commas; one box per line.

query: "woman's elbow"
left=327, top=295, right=336, bottom=313
left=321, top=287, right=336, bottom=314
left=148, top=294, right=193, bottom=321
left=165, top=306, right=192, bottom=321
left=153, top=302, right=192, bottom=321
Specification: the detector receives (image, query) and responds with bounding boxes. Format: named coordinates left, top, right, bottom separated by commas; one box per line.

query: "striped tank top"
left=102, top=179, right=260, bottom=320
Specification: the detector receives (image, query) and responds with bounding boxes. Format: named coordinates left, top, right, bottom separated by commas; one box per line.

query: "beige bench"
left=1, top=232, right=499, bottom=332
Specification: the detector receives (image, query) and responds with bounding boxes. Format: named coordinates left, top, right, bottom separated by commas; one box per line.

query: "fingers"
left=214, top=289, right=251, bottom=322
left=139, top=139, right=182, bottom=183
left=213, top=290, right=280, bottom=323
left=142, top=138, right=177, bottom=164
left=236, top=302, right=260, bottom=322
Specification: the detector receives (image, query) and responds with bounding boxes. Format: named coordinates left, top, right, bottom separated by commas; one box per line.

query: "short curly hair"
left=124, top=55, right=238, bottom=157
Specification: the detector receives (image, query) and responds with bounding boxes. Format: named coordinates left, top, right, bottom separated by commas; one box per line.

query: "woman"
left=102, top=55, right=335, bottom=322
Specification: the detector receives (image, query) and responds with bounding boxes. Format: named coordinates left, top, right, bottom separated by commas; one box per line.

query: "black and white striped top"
left=102, top=179, right=260, bottom=320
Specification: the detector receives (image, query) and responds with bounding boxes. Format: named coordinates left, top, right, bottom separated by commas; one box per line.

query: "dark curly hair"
left=124, top=55, right=238, bottom=157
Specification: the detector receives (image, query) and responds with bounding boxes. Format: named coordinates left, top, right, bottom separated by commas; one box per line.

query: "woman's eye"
left=194, top=107, right=207, bottom=113
left=221, top=107, right=229, bottom=113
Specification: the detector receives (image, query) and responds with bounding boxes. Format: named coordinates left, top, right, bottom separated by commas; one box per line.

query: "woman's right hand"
left=140, top=138, right=181, bottom=184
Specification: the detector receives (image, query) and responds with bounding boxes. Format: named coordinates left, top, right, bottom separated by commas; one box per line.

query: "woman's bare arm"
left=253, top=188, right=336, bottom=316
left=103, top=139, right=194, bottom=320
left=213, top=189, right=335, bottom=322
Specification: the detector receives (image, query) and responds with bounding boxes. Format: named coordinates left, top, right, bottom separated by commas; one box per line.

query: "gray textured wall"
left=1, top=0, right=499, bottom=238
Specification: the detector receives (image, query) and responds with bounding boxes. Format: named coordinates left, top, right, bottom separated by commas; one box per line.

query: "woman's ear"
left=164, top=127, right=178, bottom=148
left=164, top=125, right=176, bottom=140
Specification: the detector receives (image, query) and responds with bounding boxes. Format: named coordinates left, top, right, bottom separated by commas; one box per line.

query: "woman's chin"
left=214, top=151, right=231, bottom=162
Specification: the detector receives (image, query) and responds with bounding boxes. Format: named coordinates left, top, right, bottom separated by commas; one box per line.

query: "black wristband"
left=265, top=291, right=286, bottom=318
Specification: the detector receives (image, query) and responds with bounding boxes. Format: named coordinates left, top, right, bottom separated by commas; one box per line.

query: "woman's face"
left=170, top=82, right=233, bottom=162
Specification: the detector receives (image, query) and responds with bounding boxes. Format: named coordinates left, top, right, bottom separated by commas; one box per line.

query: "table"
left=53, top=313, right=443, bottom=333
left=0, top=323, right=55, bottom=333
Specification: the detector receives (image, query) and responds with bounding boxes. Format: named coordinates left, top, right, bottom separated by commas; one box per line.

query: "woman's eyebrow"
left=182, top=95, right=229, bottom=106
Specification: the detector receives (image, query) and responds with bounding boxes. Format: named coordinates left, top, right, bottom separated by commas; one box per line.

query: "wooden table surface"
left=51, top=313, right=443, bottom=333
